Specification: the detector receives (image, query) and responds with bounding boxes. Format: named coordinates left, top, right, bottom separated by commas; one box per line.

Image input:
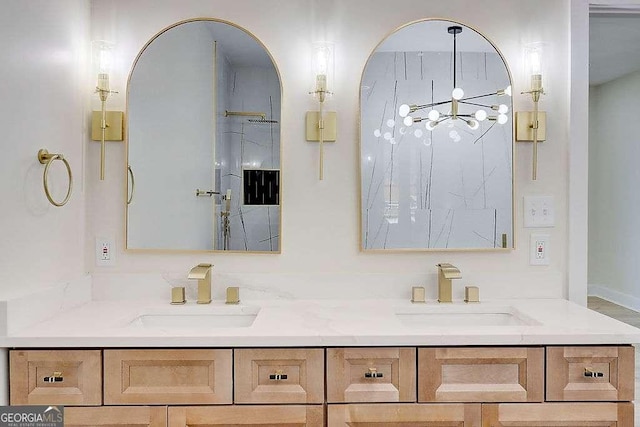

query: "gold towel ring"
left=37, top=149, right=73, bottom=207
left=127, top=165, right=135, bottom=205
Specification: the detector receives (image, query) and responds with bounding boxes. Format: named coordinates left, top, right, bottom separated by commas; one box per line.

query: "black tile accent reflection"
left=243, top=169, right=280, bottom=206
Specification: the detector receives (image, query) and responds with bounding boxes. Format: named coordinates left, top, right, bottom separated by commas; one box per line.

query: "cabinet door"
left=327, top=347, right=416, bottom=403
left=482, top=402, right=634, bottom=426
left=168, top=405, right=323, bottom=427
left=64, top=406, right=166, bottom=427
left=104, top=349, right=232, bottom=404
left=418, top=347, right=544, bottom=402
left=328, top=403, right=481, bottom=426
left=234, top=348, right=324, bottom=404
left=9, top=350, right=101, bottom=406
left=547, top=346, right=634, bottom=401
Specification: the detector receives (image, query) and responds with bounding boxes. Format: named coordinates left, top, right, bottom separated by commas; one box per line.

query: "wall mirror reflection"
left=127, top=19, right=281, bottom=252
left=360, top=19, right=514, bottom=251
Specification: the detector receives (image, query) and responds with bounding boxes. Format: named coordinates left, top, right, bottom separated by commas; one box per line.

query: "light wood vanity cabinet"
left=234, top=348, right=324, bottom=404
left=8, top=345, right=635, bottom=426
left=547, top=346, right=635, bottom=402
left=327, top=347, right=416, bottom=403
left=9, top=350, right=102, bottom=406
left=482, top=402, right=634, bottom=426
left=418, top=347, right=544, bottom=402
left=328, top=403, right=481, bottom=426
left=103, top=349, right=233, bottom=405
left=168, top=405, right=323, bottom=427
left=64, top=406, right=167, bottom=427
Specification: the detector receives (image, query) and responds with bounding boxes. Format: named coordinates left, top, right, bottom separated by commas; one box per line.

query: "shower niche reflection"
left=127, top=19, right=281, bottom=252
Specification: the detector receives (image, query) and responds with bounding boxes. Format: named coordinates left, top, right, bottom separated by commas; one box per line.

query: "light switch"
left=523, top=195, right=555, bottom=228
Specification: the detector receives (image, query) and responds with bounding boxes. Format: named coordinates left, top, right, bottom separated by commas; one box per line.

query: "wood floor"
left=587, top=296, right=640, bottom=424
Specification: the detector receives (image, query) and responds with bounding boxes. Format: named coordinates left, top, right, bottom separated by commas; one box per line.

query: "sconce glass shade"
left=92, top=40, right=115, bottom=92
left=311, top=42, right=335, bottom=99
left=524, top=43, right=544, bottom=91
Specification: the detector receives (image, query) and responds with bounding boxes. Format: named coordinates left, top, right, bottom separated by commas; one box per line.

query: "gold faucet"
left=437, top=263, right=461, bottom=303
left=188, top=263, right=212, bottom=304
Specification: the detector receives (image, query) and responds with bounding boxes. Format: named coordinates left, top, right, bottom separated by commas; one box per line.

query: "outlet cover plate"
left=530, top=233, right=550, bottom=266
left=95, top=236, right=115, bottom=267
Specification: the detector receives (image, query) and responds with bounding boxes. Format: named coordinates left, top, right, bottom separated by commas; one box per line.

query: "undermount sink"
left=395, top=305, right=540, bottom=327
left=127, top=306, right=260, bottom=329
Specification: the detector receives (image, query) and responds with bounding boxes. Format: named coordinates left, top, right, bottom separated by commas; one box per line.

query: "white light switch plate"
left=523, top=195, right=555, bottom=228
left=530, top=233, right=550, bottom=265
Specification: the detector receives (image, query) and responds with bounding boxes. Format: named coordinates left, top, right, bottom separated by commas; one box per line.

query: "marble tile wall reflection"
left=361, top=51, right=513, bottom=249
left=217, top=63, right=280, bottom=251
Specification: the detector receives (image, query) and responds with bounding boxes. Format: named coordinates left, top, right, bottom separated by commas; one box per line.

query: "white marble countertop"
left=2, top=298, right=640, bottom=348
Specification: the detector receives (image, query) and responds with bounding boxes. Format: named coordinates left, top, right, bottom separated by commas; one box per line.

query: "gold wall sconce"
left=92, top=40, right=123, bottom=181
left=516, top=43, right=546, bottom=180
left=306, top=42, right=337, bottom=180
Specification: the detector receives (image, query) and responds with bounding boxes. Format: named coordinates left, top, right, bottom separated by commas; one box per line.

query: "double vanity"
left=3, top=296, right=639, bottom=426
left=8, top=9, right=634, bottom=427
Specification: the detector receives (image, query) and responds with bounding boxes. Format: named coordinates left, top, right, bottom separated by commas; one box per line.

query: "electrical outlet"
left=523, top=195, right=555, bottom=228
left=530, top=233, right=550, bottom=265
left=96, top=237, right=115, bottom=266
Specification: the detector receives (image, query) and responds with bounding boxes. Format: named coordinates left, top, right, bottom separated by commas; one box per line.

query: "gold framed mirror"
left=359, top=19, right=514, bottom=251
left=126, top=19, right=282, bottom=253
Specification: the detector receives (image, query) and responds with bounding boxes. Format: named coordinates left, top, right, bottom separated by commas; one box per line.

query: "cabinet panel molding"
left=482, top=402, right=633, bottom=426
left=234, top=348, right=324, bottom=404
left=64, top=406, right=167, bottom=427
left=327, top=347, right=416, bottom=403
left=328, top=403, right=481, bottom=426
left=9, top=350, right=102, bottom=406
left=547, top=346, right=634, bottom=402
left=168, top=405, right=323, bottom=427
left=418, top=347, right=544, bottom=402
left=104, top=349, right=232, bottom=404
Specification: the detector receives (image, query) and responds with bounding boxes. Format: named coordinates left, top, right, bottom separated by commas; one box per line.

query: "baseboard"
left=588, top=284, right=640, bottom=312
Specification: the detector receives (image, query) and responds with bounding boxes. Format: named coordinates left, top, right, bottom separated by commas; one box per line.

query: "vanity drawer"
left=482, top=402, right=634, bottom=426
left=547, top=345, right=635, bottom=401
left=9, top=349, right=102, bottom=405
left=104, top=349, right=232, bottom=404
left=327, top=403, right=481, bottom=426
left=168, top=405, right=323, bottom=427
left=234, top=348, right=324, bottom=404
left=418, top=347, right=544, bottom=402
left=64, top=406, right=167, bottom=427
left=327, top=347, right=416, bottom=403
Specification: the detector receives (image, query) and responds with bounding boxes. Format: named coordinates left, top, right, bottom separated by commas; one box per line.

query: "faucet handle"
left=464, top=286, right=480, bottom=303
left=171, top=287, right=186, bottom=305
left=411, top=286, right=426, bottom=303
left=226, top=287, right=240, bottom=304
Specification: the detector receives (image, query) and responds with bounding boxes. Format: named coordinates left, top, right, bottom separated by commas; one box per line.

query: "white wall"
left=0, top=0, right=89, bottom=297
left=589, top=70, right=640, bottom=310
left=87, top=0, right=571, bottom=300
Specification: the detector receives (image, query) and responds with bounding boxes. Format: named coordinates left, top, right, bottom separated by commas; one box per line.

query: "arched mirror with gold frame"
left=126, top=19, right=281, bottom=253
left=359, top=19, right=514, bottom=251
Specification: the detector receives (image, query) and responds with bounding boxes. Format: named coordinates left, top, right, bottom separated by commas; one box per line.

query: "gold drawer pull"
left=364, top=367, right=383, bottom=378
left=584, top=368, right=604, bottom=378
left=44, top=371, right=63, bottom=383
left=269, top=371, right=287, bottom=381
